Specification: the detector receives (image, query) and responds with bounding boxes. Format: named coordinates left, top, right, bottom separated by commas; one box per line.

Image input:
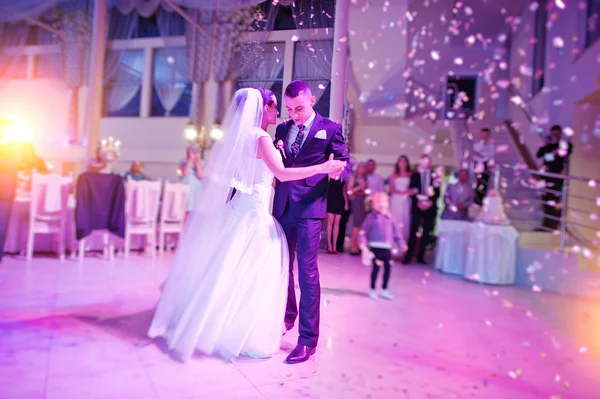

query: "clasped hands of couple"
left=321, top=154, right=346, bottom=180
left=274, top=140, right=345, bottom=180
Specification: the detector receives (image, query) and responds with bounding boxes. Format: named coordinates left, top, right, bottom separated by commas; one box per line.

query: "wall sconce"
left=184, top=122, right=224, bottom=160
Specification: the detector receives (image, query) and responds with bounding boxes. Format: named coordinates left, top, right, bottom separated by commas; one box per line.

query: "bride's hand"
left=320, top=154, right=346, bottom=176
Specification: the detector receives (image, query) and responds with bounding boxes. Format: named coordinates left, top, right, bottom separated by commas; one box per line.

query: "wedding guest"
left=336, top=191, right=351, bottom=253
left=325, top=179, right=348, bottom=254
left=536, top=125, right=573, bottom=230
left=365, top=159, right=385, bottom=196
left=87, top=147, right=108, bottom=173
left=441, top=169, right=474, bottom=221
left=348, top=162, right=368, bottom=255
left=472, top=128, right=495, bottom=205
left=18, top=142, right=48, bottom=175
left=402, top=154, right=441, bottom=265
left=388, top=155, right=412, bottom=243
left=359, top=192, right=402, bottom=300
left=123, top=161, right=150, bottom=181
left=179, top=144, right=204, bottom=221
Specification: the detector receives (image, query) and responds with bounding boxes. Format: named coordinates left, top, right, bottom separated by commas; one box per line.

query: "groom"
left=273, top=80, right=351, bottom=364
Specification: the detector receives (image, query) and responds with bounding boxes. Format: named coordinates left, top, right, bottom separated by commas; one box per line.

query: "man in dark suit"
left=273, top=80, right=351, bottom=364
left=536, top=125, right=572, bottom=231
left=402, top=154, right=440, bottom=265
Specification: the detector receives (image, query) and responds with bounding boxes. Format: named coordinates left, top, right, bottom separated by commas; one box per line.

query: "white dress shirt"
left=472, top=139, right=496, bottom=163
left=287, top=111, right=317, bottom=153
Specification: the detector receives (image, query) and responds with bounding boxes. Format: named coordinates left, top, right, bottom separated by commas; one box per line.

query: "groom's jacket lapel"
left=283, top=119, right=294, bottom=160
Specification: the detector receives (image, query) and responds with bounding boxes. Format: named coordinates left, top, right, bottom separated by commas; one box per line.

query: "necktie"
left=290, top=124, right=305, bottom=158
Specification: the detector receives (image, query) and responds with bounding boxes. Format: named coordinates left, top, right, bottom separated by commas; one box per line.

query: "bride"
left=147, top=88, right=345, bottom=361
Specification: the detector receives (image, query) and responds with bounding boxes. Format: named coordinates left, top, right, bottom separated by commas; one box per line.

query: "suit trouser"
left=542, top=177, right=563, bottom=230
left=276, top=205, right=322, bottom=348
left=474, top=171, right=491, bottom=206
left=404, top=208, right=436, bottom=261
left=336, top=208, right=351, bottom=252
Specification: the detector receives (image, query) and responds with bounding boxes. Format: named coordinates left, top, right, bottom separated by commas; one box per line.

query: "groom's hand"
left=327, top=154, right=345, bottom=180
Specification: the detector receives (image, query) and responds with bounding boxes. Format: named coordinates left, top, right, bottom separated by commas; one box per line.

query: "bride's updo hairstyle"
left=256, top=87, right=275, bottom=107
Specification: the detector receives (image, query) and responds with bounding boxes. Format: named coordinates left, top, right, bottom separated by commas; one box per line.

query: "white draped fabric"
left=104, top=11, right=141, bottom=115
left=290, top=1, right=335, bottom=102
left=104, top=49, right=144, bottom=114
left=113, top=0, right=265, bottom=14
left=0, top=22, right=28, bottom=80
left=153, top=47, right=188, bottom=116
left=237, top=43, right=284, bottom=91
left=293, top=39, right=334, bottom=103
left=434, top=220, right=471, bottom=275
left=463, top=223, right=519, bottom=285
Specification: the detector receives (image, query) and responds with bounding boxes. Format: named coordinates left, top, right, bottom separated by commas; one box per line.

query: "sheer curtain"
left=293, top=39, right=333, bottom=103
left=237, top=43, right=285, bottom=90
left=155, top=8, right=188, bottom=116
left=103, top=10, right=141, bottom=115
left=290, top=0, right=335, bottom=101
left=104, top=49, right=144, bottom=114
left=153, top=47, right=188, bottom=116
left=0, top=22, right=29, bottom=80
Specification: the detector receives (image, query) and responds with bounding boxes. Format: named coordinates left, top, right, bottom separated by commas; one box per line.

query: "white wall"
left=507, top=0, right=600, bottom=249
left=347, top=0, right=517, bottom=167
left=508, top=0, right=600, bottom=152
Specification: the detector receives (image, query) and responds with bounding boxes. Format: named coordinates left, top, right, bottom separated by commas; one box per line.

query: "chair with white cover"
left=26, top=171, right=73, bottom=260
left=124, top=179, right=162, bottom=257
left=158, top=180, right=189, bottom=255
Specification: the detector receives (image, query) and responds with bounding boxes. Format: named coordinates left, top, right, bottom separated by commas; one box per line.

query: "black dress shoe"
left=284, top=344, right=316, bottom=364
left=417, top=258, right=428, bottom=265
left=401, top=257, right=410, bottom=265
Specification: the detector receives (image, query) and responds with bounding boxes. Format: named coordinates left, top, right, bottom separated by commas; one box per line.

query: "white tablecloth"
left=434, top=220, right=471, bottom=275
left=463, top=223, right=519, bottom=285
left=3, top=196, right=144, bottom=255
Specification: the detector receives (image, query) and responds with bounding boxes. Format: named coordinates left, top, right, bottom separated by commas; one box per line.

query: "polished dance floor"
left=1, top=250, right=599, bottom=398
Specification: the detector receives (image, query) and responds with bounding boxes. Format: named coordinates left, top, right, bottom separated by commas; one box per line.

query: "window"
left=585, top=0, right=600, bottom=48
left=293, top=40, right=333, bottom=118
left=108, top=9, right=185, bottom=40
left=532, top=0, right=547, bottom=96
left=444, top=75, right=477, bottom=119
left=35, top=53, right=62, bottom=79
left=151, top=47, right=192, bottom=117
left=0, top=55, right=28, bottom=79
left=103, top=49, right=144, bottom=117
left=236, top=42, right=285, bottom=114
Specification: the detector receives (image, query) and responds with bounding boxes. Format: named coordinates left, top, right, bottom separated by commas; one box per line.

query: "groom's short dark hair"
left=285, top=80, right=312, bottom=98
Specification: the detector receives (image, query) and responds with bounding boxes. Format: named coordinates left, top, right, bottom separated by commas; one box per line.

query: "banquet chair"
left=124, top=179, right=162, bottom=257
left=75, top=172, right=126, bottom=261
left=26, top=171, right=73, bottom=260
left=158, top=180, right=189, bottom=255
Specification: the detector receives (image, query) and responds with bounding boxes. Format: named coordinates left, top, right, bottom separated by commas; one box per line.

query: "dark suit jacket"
left=272, top=112, right=351, bottom=219
left=75, top=172, right=126, bottom=240
left=408, top=170, right=441, bottom=214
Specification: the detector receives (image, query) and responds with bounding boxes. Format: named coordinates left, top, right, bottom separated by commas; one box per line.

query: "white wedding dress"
left=148, top=131, right=289, bottom=361
left=390, top=176, right=411, bottom=242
